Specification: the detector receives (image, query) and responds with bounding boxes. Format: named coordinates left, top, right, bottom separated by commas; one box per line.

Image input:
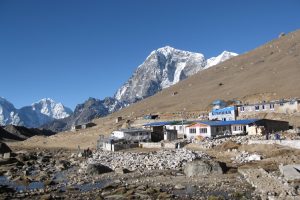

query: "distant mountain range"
left=1, top=46, right=237, bottom=131
left=0, top=97, right=72, bottom=128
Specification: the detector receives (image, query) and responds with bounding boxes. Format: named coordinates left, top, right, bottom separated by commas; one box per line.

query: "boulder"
left=114, top=167, right=131, bottom=174
left=3, top=152, right=11, bottom=159
left=279, top=164, right=300, bottom=181
left=86, top=163, right=113, bottom=175
left=184, top=159, right=225, bottom=177
left=0, top=142, right=12, bottom=154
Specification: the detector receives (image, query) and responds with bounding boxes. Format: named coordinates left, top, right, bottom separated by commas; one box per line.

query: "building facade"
left=185, top=119, right=289, bottom=139
left=209, top=106, right=237, bottom=121
left=111, top=128, right=151, bottom=142
left=237, top=99, right=300, bottom=117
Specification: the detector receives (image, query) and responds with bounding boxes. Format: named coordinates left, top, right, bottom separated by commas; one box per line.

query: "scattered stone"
left=232, top=151, right=262, bottom=163
left=86, top=149, right=210, bottom=172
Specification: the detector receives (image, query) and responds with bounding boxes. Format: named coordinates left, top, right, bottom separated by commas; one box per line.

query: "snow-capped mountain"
left=17, top=46, right=238, bottom=132
left=31, top=98, right=72, bottom=119
left=42, top=97, right=123, bottom=132
left=115, top=46, right=237, bottom=104
left=205, top=51, right=238, bottom=69
left=0, top=97, right=72, bottom=128
left=0, top=97, right=21, bottom=126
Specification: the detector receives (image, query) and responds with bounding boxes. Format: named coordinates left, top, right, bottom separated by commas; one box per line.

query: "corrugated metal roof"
left=193, top=119, right=260, bottom=126
left=211, top=106, right=236, bottom=114
left=143, top=121, right=175, bottom=127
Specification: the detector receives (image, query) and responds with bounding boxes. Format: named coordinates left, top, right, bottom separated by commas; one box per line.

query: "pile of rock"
left=85, top=149, right=210, bottom=172
left=195, top=135, right=264, bottom=149
left=232, top=151, right=262, bottom=163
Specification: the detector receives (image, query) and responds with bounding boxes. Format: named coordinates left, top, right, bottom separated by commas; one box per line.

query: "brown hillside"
left=111, top=29, right=300, bottom=116
left=10, top=29, right=300, bottom=149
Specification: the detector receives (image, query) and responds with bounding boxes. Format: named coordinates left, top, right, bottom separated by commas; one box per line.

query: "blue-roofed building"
left=185, top=119, right=289, bottom=139
left=209, top=106, right=237, bottom=121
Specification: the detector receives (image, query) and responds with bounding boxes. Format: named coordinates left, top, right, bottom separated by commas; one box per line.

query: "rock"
left=174, top=184, right=185, bottom=190
left=246, top=154, right=261, bottom=161
left=0, top=142, right=12, bottom=154
left=56, top=160, right=71, bottom=170
left=3, top=152, right=11, bottom=159
left=184, top=160, right=225, bottom=177
left=86, top=163, right=113, bottom=175
left=114, top=167, right=131, bottom=174
left=279, top=164, right=300, bottom=181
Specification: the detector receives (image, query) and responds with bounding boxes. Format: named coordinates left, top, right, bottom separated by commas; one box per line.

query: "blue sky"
left=0, top=0, right=299, bottom=109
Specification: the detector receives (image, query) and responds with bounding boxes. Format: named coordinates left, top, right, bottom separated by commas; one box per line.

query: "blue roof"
left=212, top=99, right=225, bottom=105
left=143, top=121, right=175, bottom=127
left=194, top=119, right=260, bottom=126
left=211, top=106, right=235, bottom=114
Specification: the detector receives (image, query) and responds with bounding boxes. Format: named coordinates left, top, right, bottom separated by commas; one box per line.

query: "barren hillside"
left=9, top=29, right=300, bottom=149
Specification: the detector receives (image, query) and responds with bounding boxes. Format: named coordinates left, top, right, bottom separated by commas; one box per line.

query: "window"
left=233, top=126, right=237, bottom=131
left=262, top=105, right=265, bottom=110
left=200, top=128, right=207, bottom=133
left=189, top=128, right=196, bottom=134
left=255, top=105, right=260, bottom=111
left=270, top=104, right=275, bottom=110
left=241, top=107, right=245, bottom=112
left=280, top=103, right=284, bottom=106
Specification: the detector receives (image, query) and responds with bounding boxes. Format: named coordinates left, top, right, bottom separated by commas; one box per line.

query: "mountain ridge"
left=43, top=47, right=237, bottom=131
left=0, top=97, right=72, bottom=128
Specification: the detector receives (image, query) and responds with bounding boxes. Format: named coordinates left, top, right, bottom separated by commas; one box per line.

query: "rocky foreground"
left=1, top=134, right=300, bottom=199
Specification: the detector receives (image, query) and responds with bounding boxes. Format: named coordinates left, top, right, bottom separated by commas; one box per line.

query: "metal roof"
left=116, top=128, right=151, bottom=133
left=192, top=119, right=260, bottom=126
left=143, top=121, right=175, bottom=127
left=211, top=106, right=236, bottom=114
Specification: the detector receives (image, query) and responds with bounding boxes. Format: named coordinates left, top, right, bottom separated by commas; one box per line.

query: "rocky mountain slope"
left=42, top=97, right=122, bottom=132
left=44, top=47, right=237, bottom=131
left=0, top=124, right=55, bottom=141
left=0, top=98, right=72, bottom=128
left=115, top=46, right=237, bottom=104
left=107, top=30, right=300, bottom=118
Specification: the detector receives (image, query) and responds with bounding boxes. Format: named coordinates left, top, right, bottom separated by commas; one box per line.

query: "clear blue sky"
left=0, top=0, right=299, bottom=109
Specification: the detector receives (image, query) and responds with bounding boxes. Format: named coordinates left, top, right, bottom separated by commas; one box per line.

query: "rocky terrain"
left=2, top=131, right=300, bottom=199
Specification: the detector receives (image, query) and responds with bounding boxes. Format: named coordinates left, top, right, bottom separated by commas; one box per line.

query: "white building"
left=209, top=106, right=237, bottom=121
left=111, top=128, right=151, bottom=142
left=185, top=119, right=289, bottom=139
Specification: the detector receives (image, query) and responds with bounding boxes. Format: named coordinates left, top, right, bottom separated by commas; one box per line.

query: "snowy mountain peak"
left=31, top=98, right=72, bottom=119
left=206, top=51, right=238, bottom=68
left=115, top=47, right=237, bottom=104
left=115, top=46, right=207, bottom=103
left=0, top=98, right=72, bottom=127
